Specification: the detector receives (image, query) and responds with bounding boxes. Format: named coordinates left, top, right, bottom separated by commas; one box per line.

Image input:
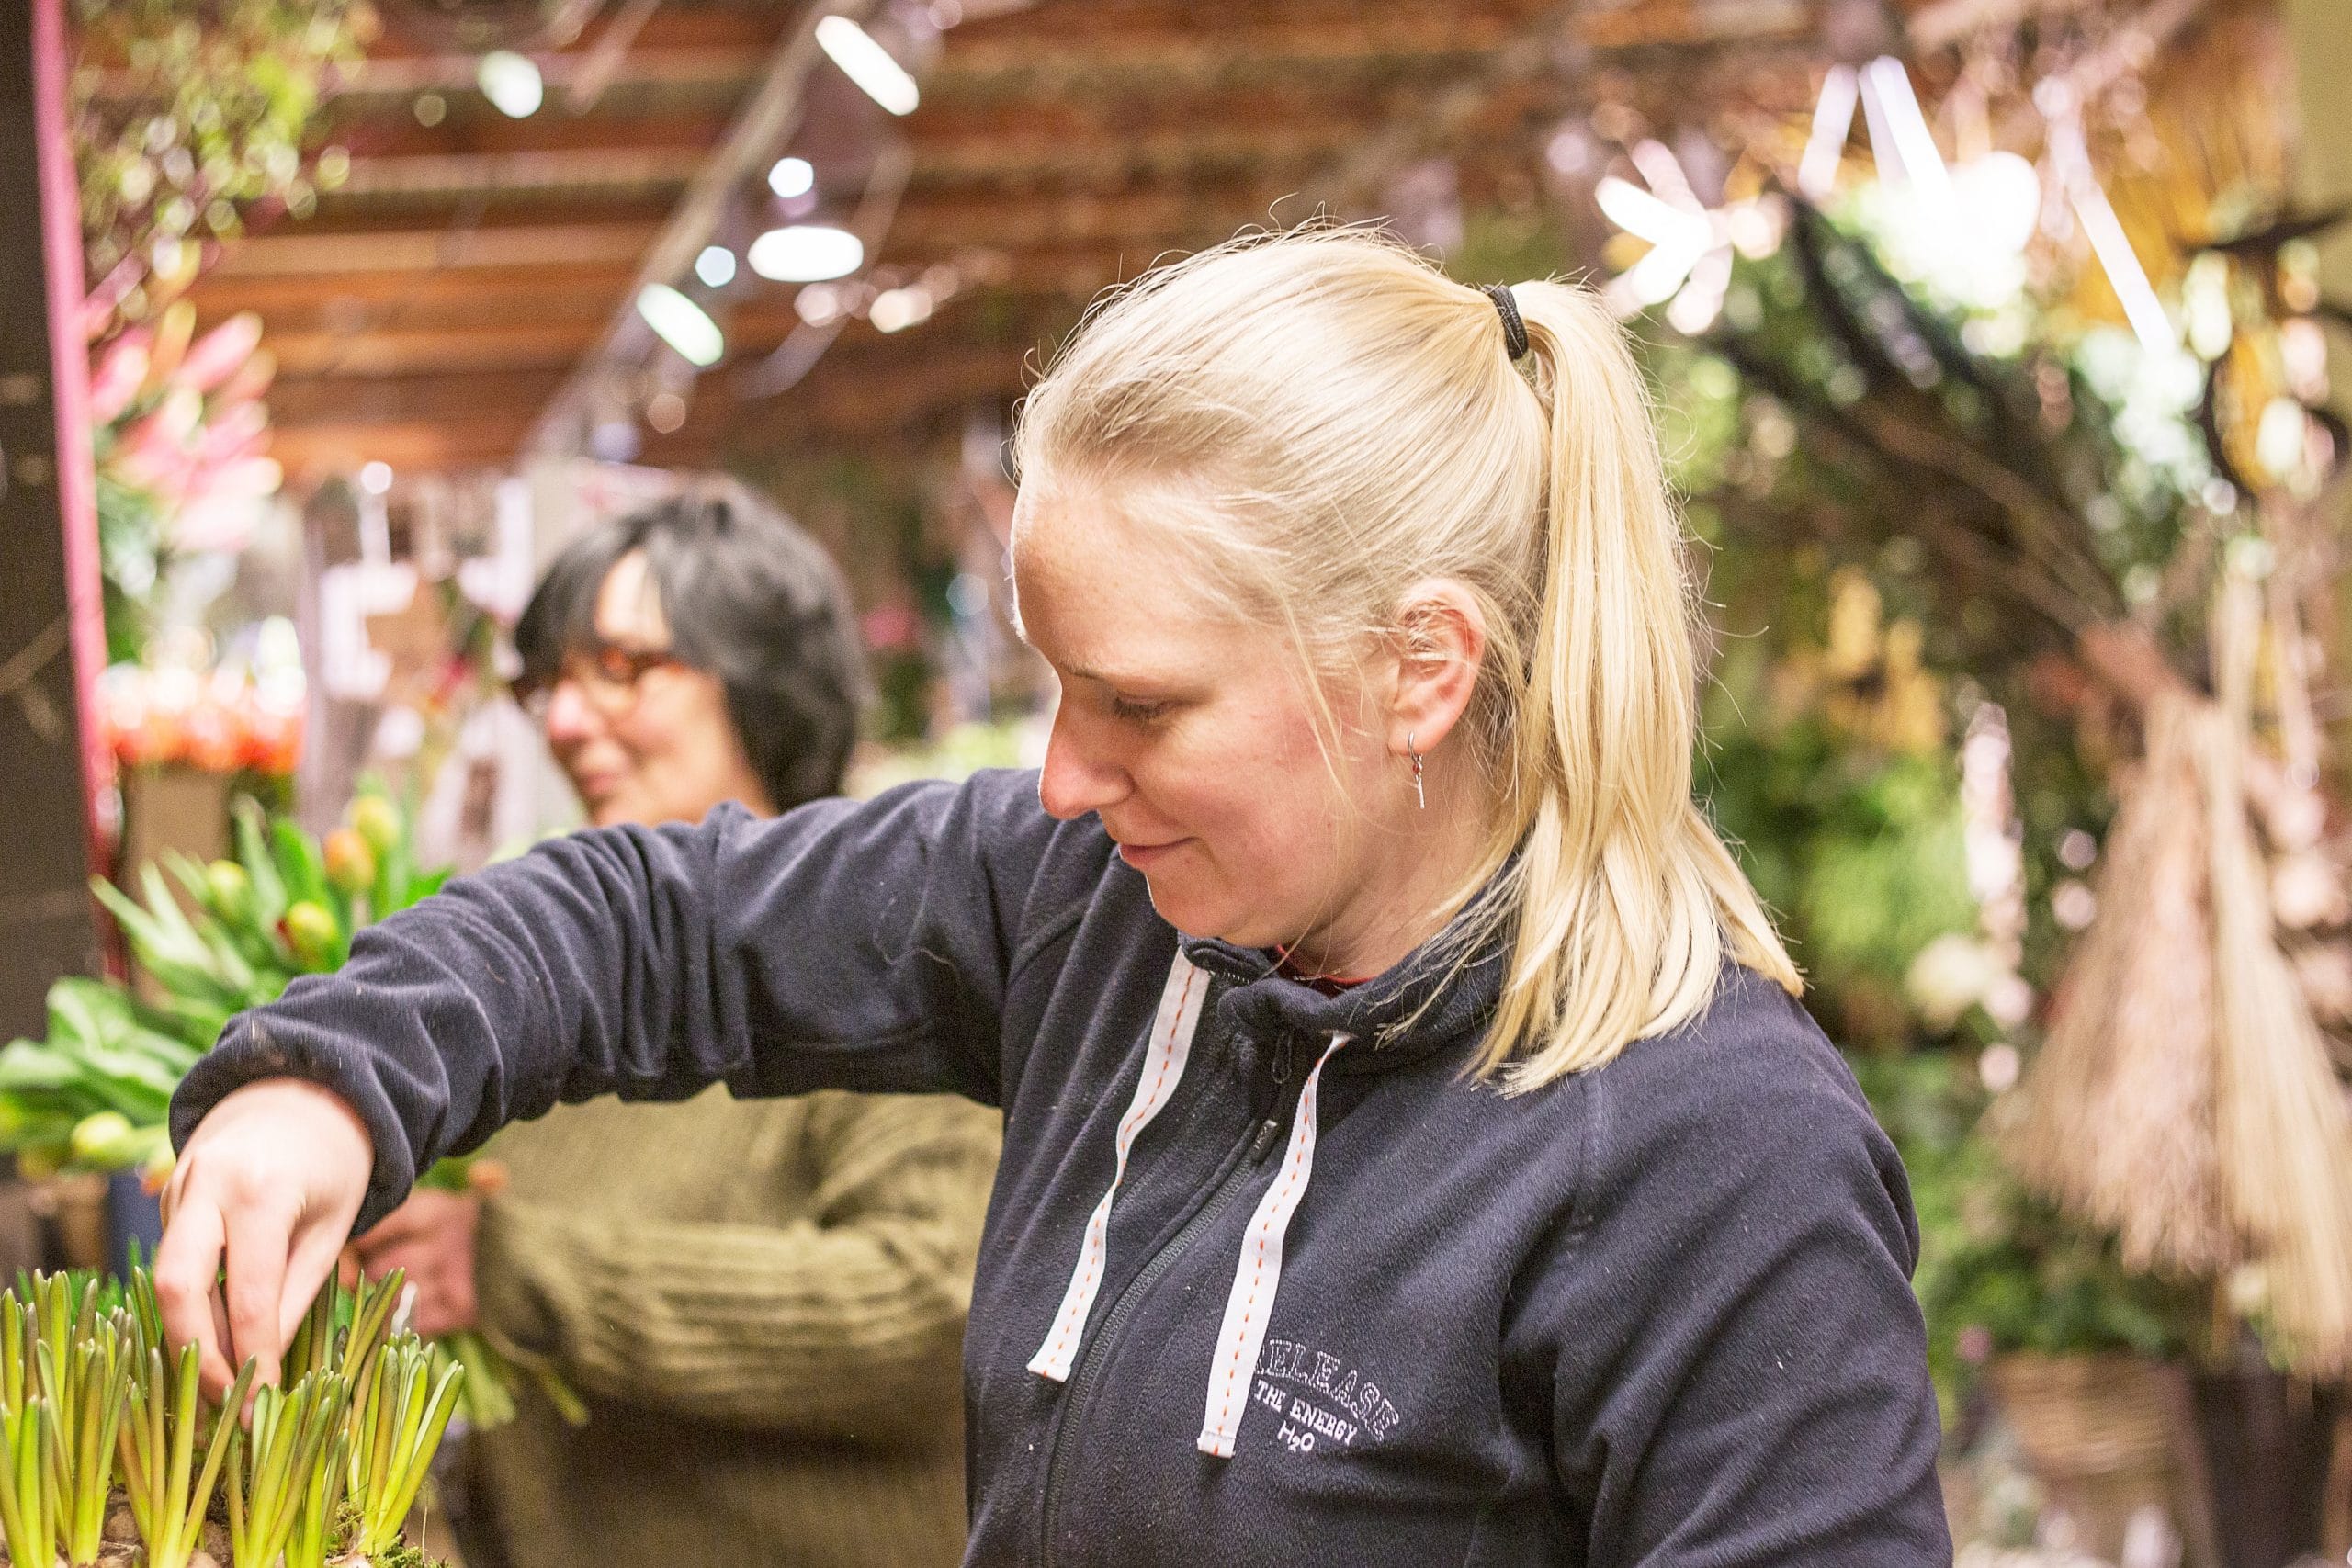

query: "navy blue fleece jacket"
left=173, top=768, right=1951, bottom=1565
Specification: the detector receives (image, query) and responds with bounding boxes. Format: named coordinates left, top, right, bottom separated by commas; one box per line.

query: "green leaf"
left=234, top=797, right=290, bottom=926
left=90, top=877, right=200, bottom=977
left=0, top=1046, right=85, bottom=1093
left=271, top=818, right=329, bottom=909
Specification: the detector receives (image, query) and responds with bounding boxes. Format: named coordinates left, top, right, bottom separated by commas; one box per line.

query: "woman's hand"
left=351, top=1188, right=481, bottom=1337
left=153, top=1078, right=374, bottom=1401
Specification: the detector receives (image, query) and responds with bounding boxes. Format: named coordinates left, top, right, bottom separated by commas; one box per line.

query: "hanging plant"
left=72, top=1, right=371, bottom=663
left=71, top=0, right=369, bottom=339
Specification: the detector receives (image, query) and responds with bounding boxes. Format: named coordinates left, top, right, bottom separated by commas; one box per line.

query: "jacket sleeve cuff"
left=169, top=1012, right=421, bottom=1235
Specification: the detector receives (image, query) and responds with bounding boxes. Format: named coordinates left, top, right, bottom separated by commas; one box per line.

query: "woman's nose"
left=541, top=678, right=599, bottom=746
left=1037, top=711, right=1127, bottom=821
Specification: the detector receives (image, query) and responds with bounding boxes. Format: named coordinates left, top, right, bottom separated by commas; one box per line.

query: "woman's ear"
left=1386, top=580, right=1487, bottom=758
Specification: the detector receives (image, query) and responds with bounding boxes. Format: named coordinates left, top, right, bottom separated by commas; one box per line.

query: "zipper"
left=1037, top=1054, right=1299, bottom=1567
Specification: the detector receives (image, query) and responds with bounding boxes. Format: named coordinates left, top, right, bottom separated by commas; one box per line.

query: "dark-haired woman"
left=349, top=480, right=1001, bottom=1568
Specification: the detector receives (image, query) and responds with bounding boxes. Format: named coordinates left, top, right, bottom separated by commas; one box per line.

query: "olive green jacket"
left=455, top=1086, right=1002, bottom=1568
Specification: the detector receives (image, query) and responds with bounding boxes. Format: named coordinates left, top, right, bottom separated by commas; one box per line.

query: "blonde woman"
left=155, top=231, right=1949, bottom=1564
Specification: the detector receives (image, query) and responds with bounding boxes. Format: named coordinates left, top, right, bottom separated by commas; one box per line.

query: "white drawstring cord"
left=1026, top=952, right=1348, bottom=1462
left=1028, top=952, right=1207, bottom=1382
left=1197, top=1031, right=1346, bottom=1458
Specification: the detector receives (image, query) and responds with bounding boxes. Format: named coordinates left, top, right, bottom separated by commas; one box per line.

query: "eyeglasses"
left=510, top=641, right=681, bottom=722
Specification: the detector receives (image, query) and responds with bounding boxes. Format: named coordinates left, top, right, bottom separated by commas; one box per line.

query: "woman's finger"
left=151, top=1192, right=238, bottom=1399
left=223, top=1194, right=293, bottom=1392
left=281, top=1214, right=351, bottom=1348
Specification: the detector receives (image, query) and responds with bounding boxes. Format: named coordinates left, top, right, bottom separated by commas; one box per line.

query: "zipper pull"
left=1248, top=1118, right=1283, bottom=1165
left=1271, top=1038, right=1294, bottom=1085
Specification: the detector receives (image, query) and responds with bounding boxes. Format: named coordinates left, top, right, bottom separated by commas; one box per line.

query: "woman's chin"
left=1139, top=877, right=1284, bottom=952
left=1138, top=876, right=1223, bottom=941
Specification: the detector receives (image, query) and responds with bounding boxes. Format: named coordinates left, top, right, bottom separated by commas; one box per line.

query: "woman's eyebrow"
left=1065, top=662, right=1187, bottom=691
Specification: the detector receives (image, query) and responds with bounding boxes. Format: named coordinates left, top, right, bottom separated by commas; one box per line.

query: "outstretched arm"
left=159, top=772, right=1068, bottom=1396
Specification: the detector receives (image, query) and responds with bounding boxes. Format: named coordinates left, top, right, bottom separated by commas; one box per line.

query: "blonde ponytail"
left=1015, top=228, right=1799, bottom=1090
left=1475, top=283, right=1799, bottom=1087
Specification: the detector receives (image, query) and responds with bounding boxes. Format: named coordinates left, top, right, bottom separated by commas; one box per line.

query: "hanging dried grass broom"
left=2193, top=578, right=2352, bottom=1370
left=2007, top=581, right=2352, bottom=1373
left=2005, top=691, right=2237, bottom=1276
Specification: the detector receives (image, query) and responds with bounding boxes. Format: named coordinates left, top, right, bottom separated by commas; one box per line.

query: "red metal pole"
left=30, top=0, right=115, bottom=882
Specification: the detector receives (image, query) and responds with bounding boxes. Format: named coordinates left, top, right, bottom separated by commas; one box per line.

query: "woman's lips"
left=1115, top=838, right=1187, bottom=870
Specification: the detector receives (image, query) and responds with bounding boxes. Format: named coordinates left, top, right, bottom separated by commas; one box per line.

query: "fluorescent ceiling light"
left=636, top=283, right=725, bottom=367
left=795, top=284, right=845, bottom=326
left=2070, top=176, right=2174, bottom=354
left=1594, top=176, right=1708, bottom=251
left=815, top=16, right=919, bottom=115
left=869, top=285, right=933, bottom=333
left=1618, top=236, right=1708, bottom=307
left=1799, top=65, right=1859, bottom=199
left=1861, top=56, right=1953, bottom=202
left=477, top=51, right=544, bottom=118
left=768, top=157, right=815, bottom=198
left=695, top=245, right=737, bottom=288
left=748, top=225, right=864, bottom=283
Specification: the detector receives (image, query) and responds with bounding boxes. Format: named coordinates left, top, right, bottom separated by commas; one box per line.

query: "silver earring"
left=1408, top=732, right=1425, bottom=810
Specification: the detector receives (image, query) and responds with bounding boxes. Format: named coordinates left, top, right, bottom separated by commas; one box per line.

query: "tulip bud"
left=348, top=795, right=402, bottom=858
left=69, top=1111, right=135, bottom=1167
left=285, top=899, right=341, bottom=969
left=323, top=828, right=378, bottom=896
left=205, top=859, right=254, bottom=923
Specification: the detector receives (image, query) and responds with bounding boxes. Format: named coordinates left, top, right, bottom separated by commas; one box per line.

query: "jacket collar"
left=1176, top=877, right=1510, bottom=1077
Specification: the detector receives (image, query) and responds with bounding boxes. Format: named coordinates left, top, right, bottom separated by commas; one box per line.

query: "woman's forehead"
left=1012, top=496, right=1241, bottom=676
left=594, top=549, right=670, bottom=644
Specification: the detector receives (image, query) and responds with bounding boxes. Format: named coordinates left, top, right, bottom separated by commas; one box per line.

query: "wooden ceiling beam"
left=267, top=367, right=572, bottom=425
left=926, top=9, right=1523, bottom=91
left=187, top=258, right=640, bottom=315
left=364, top=1, right=785, bottom=61
left=266, top=321, right=617, bottom=377
left=324, top=144, right=709, bottom=204
left=906, top=119, right=1383, bottom=189
left=260, top=293, right=957, bottom=378
left=920, top=0, right=1817, bottom=91
left=301, top=140, right=1343, bottom=217
left=769, top=344, right=1034, bottom=436
left=1573, top=0, right=1817, bottom=50
left=318, top=47, right=763, bottom=118
left=332, top=95, right=1408, bottom=186
left=288, top=2, right=1549, bottom=119
left=260, top=335, right=1036, bottom=458
left=329, top=107, right=734, bottom=160
left=269, top=419, right=539, bottom=479
left=189, top=233, right=1170, bottom=336
left=203, top=218, right=666, bottom=277
left=886, top=179, right=1315, bottom=250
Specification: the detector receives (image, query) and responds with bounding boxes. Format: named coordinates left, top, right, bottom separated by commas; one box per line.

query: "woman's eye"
left=1108, top=694, right=1170, bottom=725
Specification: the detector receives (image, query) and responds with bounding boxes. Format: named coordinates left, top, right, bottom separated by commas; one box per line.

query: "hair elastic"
left=1482, top=283, right=1529, bottom=361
